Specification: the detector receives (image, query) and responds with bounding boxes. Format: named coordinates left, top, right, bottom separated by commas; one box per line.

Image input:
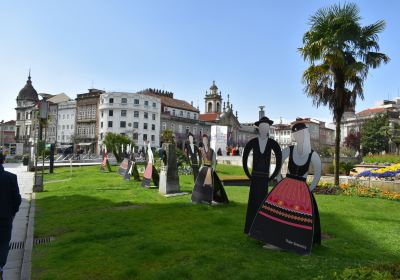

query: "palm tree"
left=103, top=132, right=132, bottom=163
left=299, top=3, right=389, bottom=186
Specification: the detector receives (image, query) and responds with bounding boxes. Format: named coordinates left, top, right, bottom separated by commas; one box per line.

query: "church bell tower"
left=204, top=81, right=222, bottom=113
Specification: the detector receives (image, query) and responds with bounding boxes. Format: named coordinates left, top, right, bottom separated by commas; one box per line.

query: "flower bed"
left=313, top=182, right=400, bottom=201
left=356, top=163, right=400, bottom=178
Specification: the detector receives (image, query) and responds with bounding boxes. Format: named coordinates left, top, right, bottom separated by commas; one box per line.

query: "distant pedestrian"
left=0, top=153, right=21, bottom=279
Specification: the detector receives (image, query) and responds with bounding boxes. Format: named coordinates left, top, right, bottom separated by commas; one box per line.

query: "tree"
left=299, top=3, right=389, bottom=186
left=380, top=121, right=400, bottom=155
left=161, top=129, right=175, bottom=144
left=361, top=114, right=389, bottom=154
left=344, top=131, right=361, bottom=151
left=103, top=132, right=133, bottom=163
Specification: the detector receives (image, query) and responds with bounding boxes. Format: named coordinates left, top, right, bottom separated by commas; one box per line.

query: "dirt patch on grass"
left=111, top=204, right=144, bottom=211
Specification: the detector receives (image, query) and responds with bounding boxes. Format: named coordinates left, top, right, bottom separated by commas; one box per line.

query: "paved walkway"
left=3, top=163, right=34, bottom=280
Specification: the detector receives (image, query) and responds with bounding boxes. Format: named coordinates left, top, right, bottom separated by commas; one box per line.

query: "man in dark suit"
left=0, top=153, right=21, bottom=279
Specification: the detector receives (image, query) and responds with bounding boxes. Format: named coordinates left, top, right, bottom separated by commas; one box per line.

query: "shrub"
left=331, top=262, right=400, bottom=280
left=340, top=161, right=356, bottom=176
left=363, top=154, right=400, bottom=164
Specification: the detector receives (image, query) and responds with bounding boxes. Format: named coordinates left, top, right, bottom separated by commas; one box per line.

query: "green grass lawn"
left=32, top=164, right=400, bottom=280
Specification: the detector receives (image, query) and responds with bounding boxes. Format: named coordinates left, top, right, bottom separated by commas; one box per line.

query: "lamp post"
left=0, top=120, right=4, bottom=152
left=33, top=99, right=49, bottom=192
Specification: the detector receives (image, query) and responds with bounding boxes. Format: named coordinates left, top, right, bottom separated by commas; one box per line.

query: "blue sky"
left=1, top=0, right=399, bottom=124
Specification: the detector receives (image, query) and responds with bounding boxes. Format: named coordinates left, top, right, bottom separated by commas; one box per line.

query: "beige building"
left=74, top=89, right=104, bottom=154
left=141, top=89, right=211, bottom=148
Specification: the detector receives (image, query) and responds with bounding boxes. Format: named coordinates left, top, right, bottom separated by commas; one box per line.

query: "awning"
left=77, top=143, right=92, bottom=146
left=60, top=145, right=73, bottom=148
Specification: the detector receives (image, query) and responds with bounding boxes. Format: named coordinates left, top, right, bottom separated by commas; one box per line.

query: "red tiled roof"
left=143, top=92, right=199, bottom=112
left=2, top=120, right=16, bottom=125
left=199, top=113, right=219, bottom=122
left=356, top=107, right=386, bottom=117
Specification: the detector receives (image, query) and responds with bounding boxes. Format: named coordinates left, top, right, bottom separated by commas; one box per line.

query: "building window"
left=151, top=135, right=155, bottom=142
left=186, top=126, right=190, bottom=135
left=144, top=123, right=148, bottom=130
left=187, top=112, right=190, bottom=118
left=171, top=123, right=175, bottom=132
left=108, top=121, right=113, bottom=128
left=194, top=114, right=197, bottom=120
left=134, top=99, right=139, bottom=105
left=67, top=125, right=69, bottom=129
left=179, top=125, right=183, bottom=133
left=152, top=102, right=156, bottom=108
left=71, top=125, right=73, bottom=130
left=133, top=133, right=138, bottom=140
left=120, top=121, right=126, bottom=128
left=17, top=113, right=20, bottom=120
left=134, top=122, right=138, bottom=129
left=62, top=125, right=65, bottom=130
left=101, top=111, right=104, bottom=117
left=144, top=112, right=148, bottom=119
left=144, top=100, right=149, bottom=106
left=121, top=98, right=127, bottom=104
left=109, top=98, right=114, bottom=104
left=193, top=127, right=197, bottom=135
left=152, top=124, right=155, bottom=131
left=143, top=134, right=147, bottom=140
left=121, top=110, right=127, bottom=117
left=109, top=110, right=113, bottom=117
left=134, top=111, right=139, bottom=118
left=152, top=113, right=156, bottom=120
left=100, top=133, right=103, bottom=140
left=172, top=109, right=176, bottom=116
left=180, top=111, right=183, bottom=117
left=162, top=122, right=166, bottom=130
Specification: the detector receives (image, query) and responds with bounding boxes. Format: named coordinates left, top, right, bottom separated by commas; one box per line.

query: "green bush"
left=363, top=154, right=400, bottom=164
left=333, top=262, right=400, bottom=280
left=339, top=161, right=356, bottom=176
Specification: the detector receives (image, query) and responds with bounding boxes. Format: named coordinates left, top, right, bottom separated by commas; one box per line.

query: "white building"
left=46, top=93, right=70, bottom=145
left=341, top=98, right=400, bottom=144
left=273, top=123, right=292, bottom=149
left=57, top=100, right=76, bottom=148
left=98, top=92, right=161, bottom=151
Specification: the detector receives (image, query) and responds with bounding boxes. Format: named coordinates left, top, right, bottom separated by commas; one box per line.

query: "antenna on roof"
left=91, top=80, right=94, bottom=89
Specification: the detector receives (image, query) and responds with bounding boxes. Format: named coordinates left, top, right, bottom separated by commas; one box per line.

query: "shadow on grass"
left=32, top=191, right=400, bottom=280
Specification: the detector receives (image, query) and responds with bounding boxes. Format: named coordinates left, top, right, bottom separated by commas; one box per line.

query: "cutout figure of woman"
left=249, top=122, right=322, bottom=255
left=128, top=146, right=140, bottom=181
left=184, top=133, right=201, bottom=182
left=191, top=134, right=229, bottom=204
left=242, top=117, right=282, bottom=234
left=141, top=141, right=159, bottom=187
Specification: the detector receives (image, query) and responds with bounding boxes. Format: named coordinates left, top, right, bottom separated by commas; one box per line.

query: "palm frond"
left=365, top=52, right=390, bottom=68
